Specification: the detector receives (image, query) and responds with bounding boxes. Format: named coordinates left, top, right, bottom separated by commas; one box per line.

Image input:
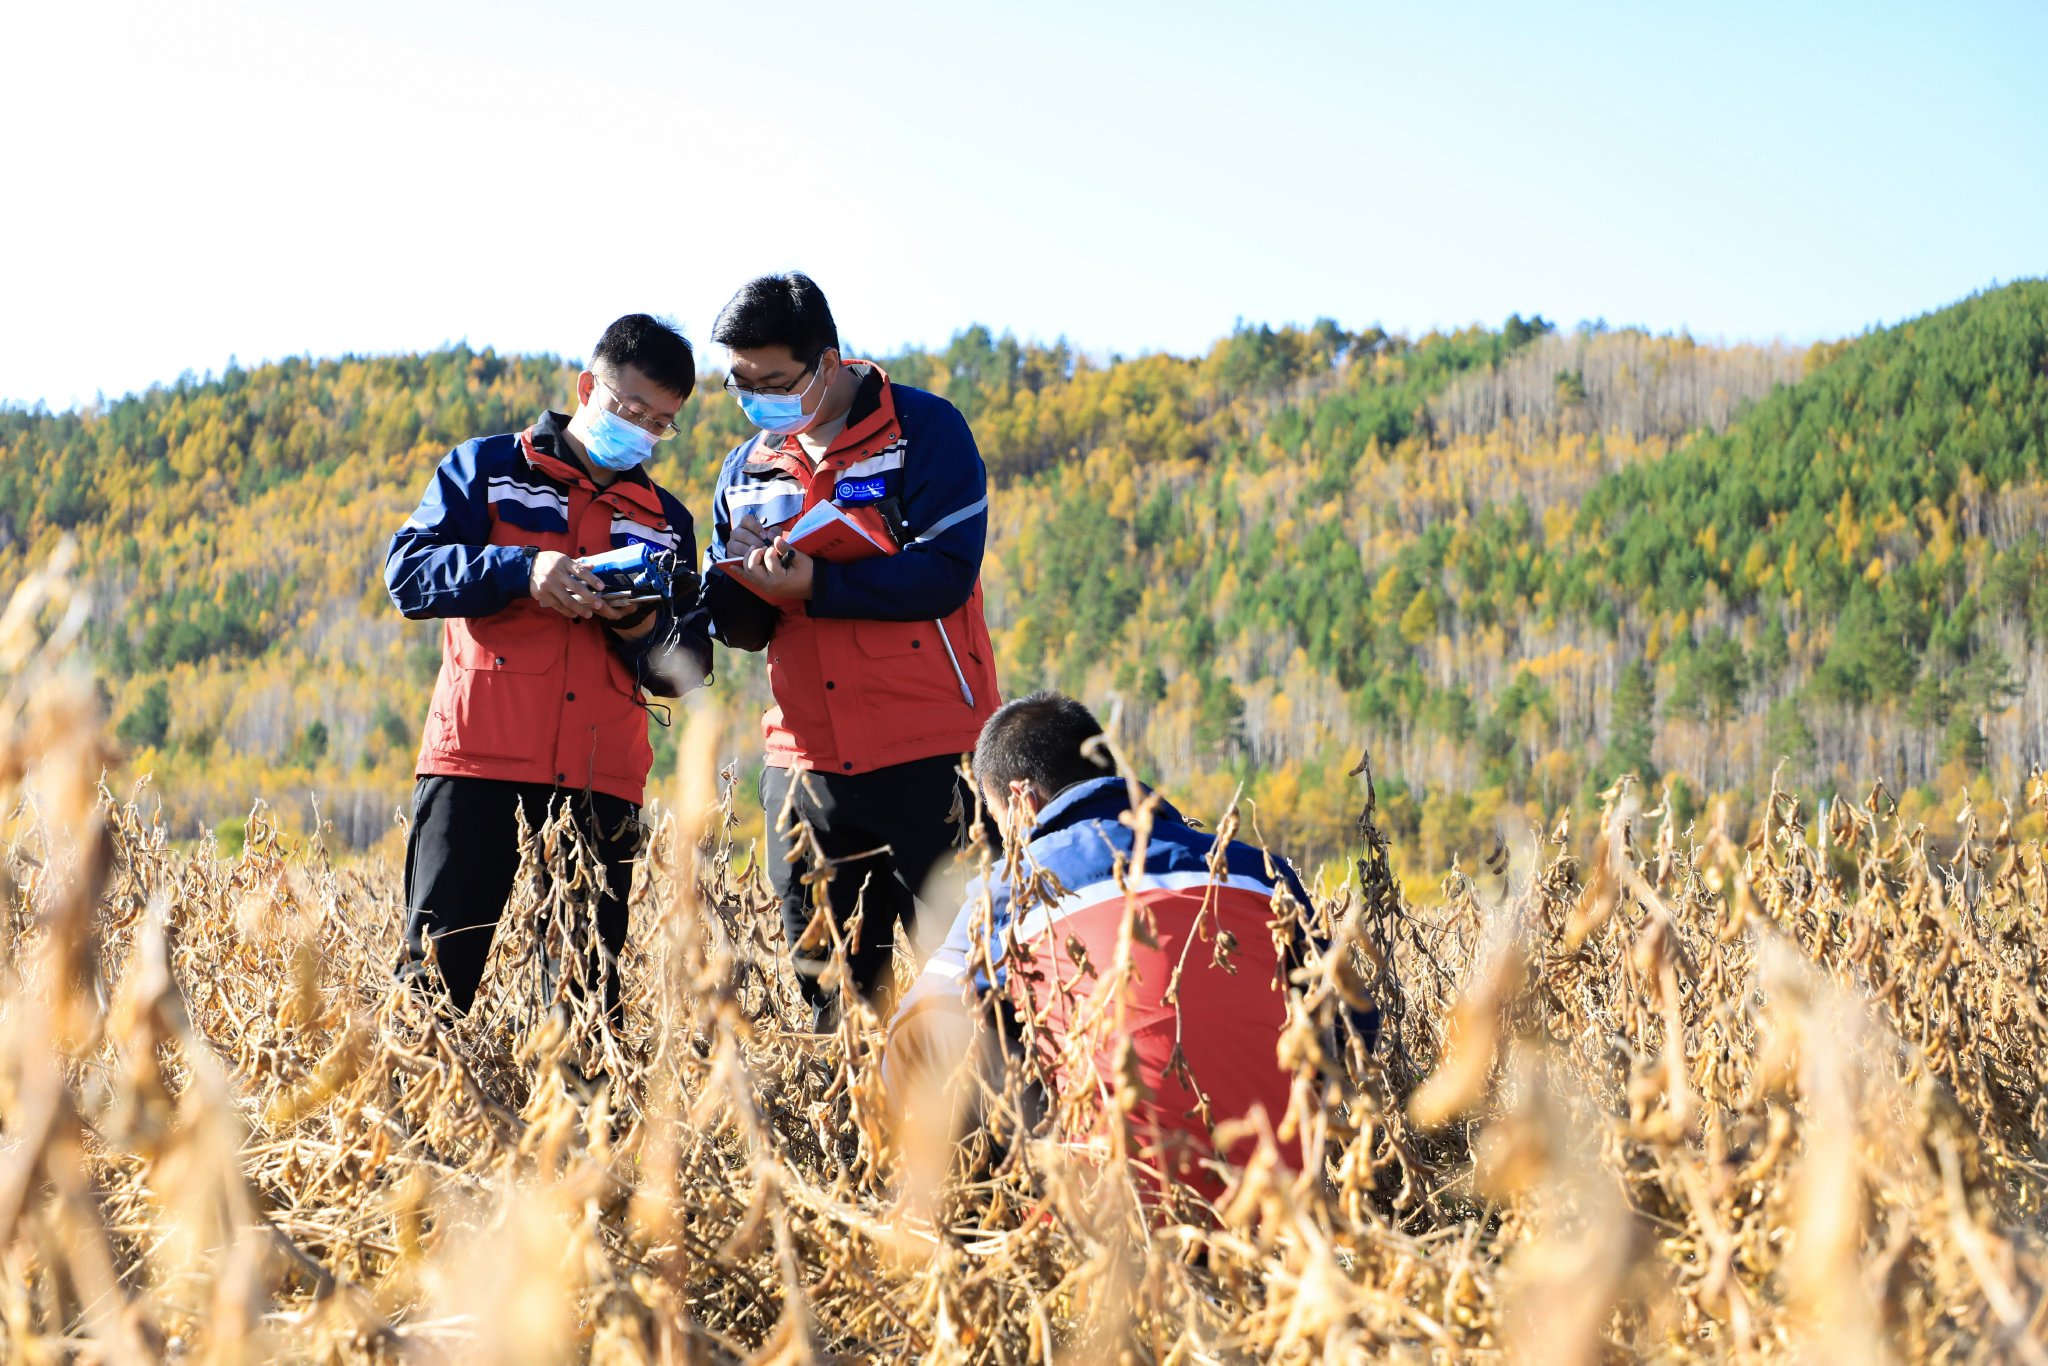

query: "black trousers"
left=762, top=754, right=990, bottom=1012
left=398, top=774, right=642, bottom=1018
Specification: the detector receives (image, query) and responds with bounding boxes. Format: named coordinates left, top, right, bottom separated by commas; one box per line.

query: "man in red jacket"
left=385, top=314, right=710, bottom=1024
left=702, top=274, right=1000, bottom=1027
left=885, top=693, right=1367, bottom=1202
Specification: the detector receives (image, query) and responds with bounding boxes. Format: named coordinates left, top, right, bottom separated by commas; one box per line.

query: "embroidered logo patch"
left=835, top=476, right=888, bottom=503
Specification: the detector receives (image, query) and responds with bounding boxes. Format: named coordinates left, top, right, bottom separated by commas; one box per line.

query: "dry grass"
left=3, top=550, right=2046, bottom=1363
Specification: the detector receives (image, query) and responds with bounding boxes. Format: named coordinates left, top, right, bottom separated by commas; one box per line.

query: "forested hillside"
left=3, top=281, right=2043, bottom=876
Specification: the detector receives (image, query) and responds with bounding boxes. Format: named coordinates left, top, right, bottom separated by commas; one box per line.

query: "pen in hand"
left=732, top=513, right=797, bottom=570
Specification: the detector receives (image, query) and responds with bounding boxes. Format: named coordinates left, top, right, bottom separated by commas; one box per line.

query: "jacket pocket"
left=851, top=618, right=923, bottom=658
left=434, top=614, right=561, bottom=761
left=852, top=619, right=970, bottom=713
left=452, top=604, right=560, bottom=672
left=437, top=669, right=558, bottom=761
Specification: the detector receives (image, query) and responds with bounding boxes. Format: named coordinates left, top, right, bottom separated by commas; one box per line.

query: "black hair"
left=710, top=273, right=840, bottom=363
left=973, top=691, right=1116, bottom=798
left=591, top=314, right=696, bottom=401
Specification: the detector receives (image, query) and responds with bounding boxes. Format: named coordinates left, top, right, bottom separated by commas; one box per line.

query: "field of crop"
left=4, top=551, right=2047, bottom=1364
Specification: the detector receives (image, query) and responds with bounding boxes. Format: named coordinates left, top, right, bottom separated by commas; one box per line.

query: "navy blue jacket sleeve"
left=1272, top=853, right=1380, bottom=1047
left=701, top=439, right=784, bottom=652
left=385, top=439, right=532, bottom=619
left=606, top=486, right=713, bottom=697
left=807, top=398, right=987, bottom=622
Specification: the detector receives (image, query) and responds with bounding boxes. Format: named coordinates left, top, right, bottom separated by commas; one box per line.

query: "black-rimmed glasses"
left=596, top=379, right=682, bottom=441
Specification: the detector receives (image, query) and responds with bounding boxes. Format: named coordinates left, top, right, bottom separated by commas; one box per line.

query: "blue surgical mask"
left=570, top=403, right=659, bottom=471
left=735, top=362, right=826, bottom=436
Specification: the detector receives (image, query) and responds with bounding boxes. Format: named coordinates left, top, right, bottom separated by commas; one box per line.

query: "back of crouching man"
left=384, top=314, right=711, bottom=1030
left=701, top=273, right=1001, bottom=1028
left=885, top=692, right=1376, bottom=1205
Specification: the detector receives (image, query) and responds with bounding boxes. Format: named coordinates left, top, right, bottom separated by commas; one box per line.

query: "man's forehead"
left=726, top=345, right=805, bottom=377
left=603, top=364, right=686, bottom=412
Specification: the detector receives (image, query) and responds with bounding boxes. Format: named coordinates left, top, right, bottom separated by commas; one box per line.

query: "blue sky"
left=3, top=0, right=2042, bottom=409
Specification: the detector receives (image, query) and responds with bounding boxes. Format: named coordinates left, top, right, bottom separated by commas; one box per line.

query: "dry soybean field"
left=3, top=559, right=2047, bottom=1363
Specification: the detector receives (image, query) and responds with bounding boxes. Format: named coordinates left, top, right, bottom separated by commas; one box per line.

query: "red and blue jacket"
left=702, top=363, right=1000, bottom=774
left=384, top=411, right=711, bottom=805
left=888, top=777, right=1327, bottom=1190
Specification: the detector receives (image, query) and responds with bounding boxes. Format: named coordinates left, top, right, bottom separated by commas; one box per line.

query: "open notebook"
left=711, top=500, right=975, bottom=706
left=714, top=501, right=897, bottom=569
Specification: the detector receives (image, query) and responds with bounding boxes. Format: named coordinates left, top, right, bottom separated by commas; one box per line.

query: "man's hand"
left=529, top=550, right=607, bottom=619
left=727, top=513, right=775, bottom=557
left=600, top=595, right=660, bottom=639
left=728, top=534, right=815, bottom=600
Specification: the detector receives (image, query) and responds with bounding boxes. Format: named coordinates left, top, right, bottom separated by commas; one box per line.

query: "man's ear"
left=1007, top=779, right=1041, bottom=823
left=575, top=369, right=597, bottom=408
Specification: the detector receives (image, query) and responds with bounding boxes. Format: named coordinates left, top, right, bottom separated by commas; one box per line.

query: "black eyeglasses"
left=595, top=379, right=682, bottom=440
left=722, top=355, right=826, bottom=399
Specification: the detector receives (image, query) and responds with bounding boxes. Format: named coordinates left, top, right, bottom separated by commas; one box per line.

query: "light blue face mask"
left=735, top=361, right=826, bottom=436
left=573, top=402, right=659, bottom=471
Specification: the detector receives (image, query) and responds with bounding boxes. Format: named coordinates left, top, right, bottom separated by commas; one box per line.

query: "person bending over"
left=885, top=692, right=1349, bottom=1198
left=385, top=314, right=711, bottom=1025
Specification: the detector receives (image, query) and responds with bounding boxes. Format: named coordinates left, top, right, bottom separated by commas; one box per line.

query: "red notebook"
left=788, top=501, right=896, bottom=561
left=716, top=502, right=897, bottom=570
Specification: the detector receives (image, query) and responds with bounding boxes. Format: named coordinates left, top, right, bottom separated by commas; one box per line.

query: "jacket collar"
left=520, top=412, right=667, bottom=520
left=836, top=361, right=894, bottom=447
left=1027, top=775, right=1185, bottom=842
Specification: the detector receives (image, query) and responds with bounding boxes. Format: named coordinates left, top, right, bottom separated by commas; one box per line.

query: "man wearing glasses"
left=385, top=314, right=711, bottom=1033
left=703, top=273, right=1001, bottom=1029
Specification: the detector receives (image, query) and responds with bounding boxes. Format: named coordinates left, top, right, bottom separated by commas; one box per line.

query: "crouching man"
left=884, top=692, right=1341, bottom=1199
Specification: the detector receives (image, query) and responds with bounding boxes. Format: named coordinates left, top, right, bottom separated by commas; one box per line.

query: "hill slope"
left=2, top=282, right=2043, bottom=866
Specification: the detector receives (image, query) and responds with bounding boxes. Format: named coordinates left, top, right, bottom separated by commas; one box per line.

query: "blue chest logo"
left=835, top=475, right=888, bottom=503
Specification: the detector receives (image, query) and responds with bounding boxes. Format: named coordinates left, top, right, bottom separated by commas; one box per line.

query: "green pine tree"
left=1608, top=661, right=1657, bottom=782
